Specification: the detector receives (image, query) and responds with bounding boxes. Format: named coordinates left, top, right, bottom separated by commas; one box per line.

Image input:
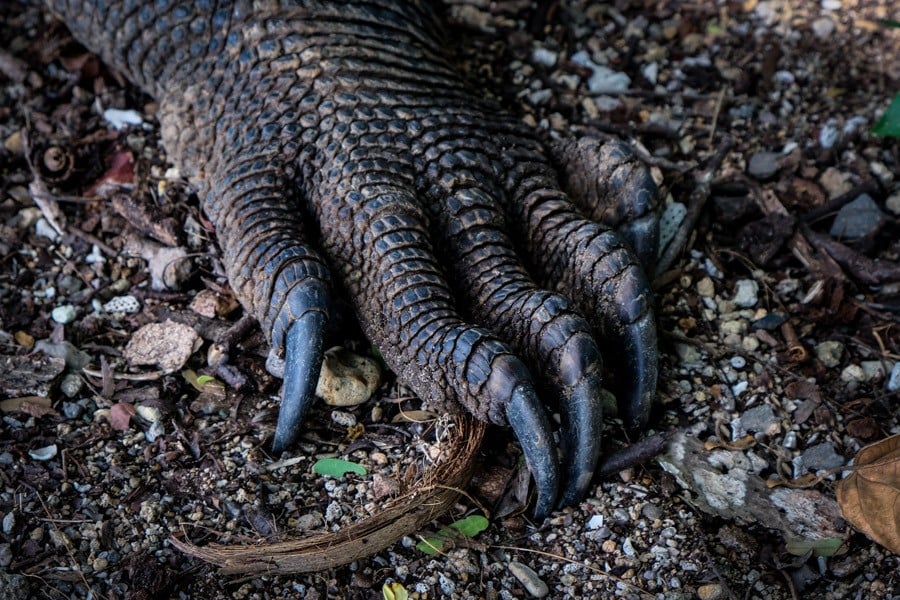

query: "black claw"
left=559, top=372, right=604, bottom=507
left=618, top=212, right=659, bottom=275
left=621, top=312, right=657, bottom=431
left=506, top=384, right=560, bottom=520
left=272, top=309, right=326, bottom=454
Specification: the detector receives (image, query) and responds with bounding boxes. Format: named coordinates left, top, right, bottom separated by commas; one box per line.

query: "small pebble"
left=35, top=218, right=60, bottom=241
left=60, top=372, right=84, bottom=398
left=885, top=192, right=900, bottom=216
left=62, top=401, right=85, bottom=420
left=0, top=543, right=11, bottom=568
left=819, top=119, right=840, bottom=149
left=731, top=279, right=759, bottom=308
left=747, top=151, right=780, bottom=179
left=840, top=364, right=865, bottom=383
left=860, top=361, right=887, bottom=382
left=92, top=557, right=108, bottom=571
left=698, top=583, right=725, bottom=600
left=696, top=277, right=715, bottom=298
left=103, top=107, right=144, bottom=129
left=51, top=305, right=77, bottom=324
left=641, top=503, right=662, bottom=520
left=734, top=404, right=777, bottom=435
left=586, top=515, right=604, bottom=530
left=641, top=62, right=659, bottom=84
left=783, top=431, right=798, bottom=450
left=331, top=410, right=357, bottom=427
left=28, top=444, right=58, bottom=461
left=2, top=512, right=15, bottom=535
left=814, top=341, right=844, bottom=368
left=829, top=194, right=887, bottom=239
left=531, top=47, right=557, bottom=67
left=751, top=313, right=788, bottom=331
left=887, top=363, right=900, bottom=392
left=730, top=356, right=746, bottom=369
left=795, top=442, right=845, bottom=472
left=811, top=17, right=835, bottom=39
left=508, top=561, right=549, bottom=598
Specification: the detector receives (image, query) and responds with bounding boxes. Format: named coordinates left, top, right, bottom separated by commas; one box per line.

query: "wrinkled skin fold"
left=49, top=0, right=659, bottom=517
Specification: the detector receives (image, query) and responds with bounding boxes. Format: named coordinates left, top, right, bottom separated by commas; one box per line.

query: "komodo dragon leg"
left=46, top=0, right=659, bottom=518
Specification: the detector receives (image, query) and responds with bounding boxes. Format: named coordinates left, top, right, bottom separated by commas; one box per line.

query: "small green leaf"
left=871, top=93, right=900, bottom=138
left=415, top=514, right=489, bottom=554
left=878, top=19, right=900, bottom=28
left=415, top=535, right=446, bottom=555
left=196, top=374, right=219, bottom=386
left=448, top=514, right=489, bottom=537
left=182, top=369, right=203, bottom=391
left=382, top=582, right=409, bottom=600
left=785, top=537, right=845, bottom=557
left=312, top=458, right=367, bottom=477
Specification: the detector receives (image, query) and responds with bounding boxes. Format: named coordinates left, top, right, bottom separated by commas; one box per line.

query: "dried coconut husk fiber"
left=169, top=416, right=487, bottom=574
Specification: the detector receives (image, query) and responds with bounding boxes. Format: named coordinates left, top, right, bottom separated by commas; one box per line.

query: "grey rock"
left=62, top=401, right=84, bottom=420
left=531, top=47, right=557, bottom=68
left=886, top=192, right=900, bottom=216
left=732, top=279, right=759, bottom=308
left=733, top=404, right=777, bottom=436
left=819, top=119, right=840, bottom=149
left=51, top=304, right=77, bottom=324
left=811, top=17, right=835, bottom=39
left=2, top=512, right=15, bottom=535
left=508, top=561, right=549, bottom=598
left=0, top=543, right=11, bottom=568
left=795, top=442, right=845, bottom=474
left=60, top=373, right=83, bottom=398
left=829, top=194, right=887, bottom=239
left=814, top=340, right=844, bottom=368
left=747, top=151, right=780, bottom=179
left=888, top=363, right=900, bottom=392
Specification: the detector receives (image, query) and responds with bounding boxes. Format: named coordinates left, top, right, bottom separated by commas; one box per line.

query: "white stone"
left=51, top=305, right=77, bottom=324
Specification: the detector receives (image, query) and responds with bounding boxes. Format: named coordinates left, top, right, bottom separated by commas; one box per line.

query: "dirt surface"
left=1, top=0, right=899, bottom=598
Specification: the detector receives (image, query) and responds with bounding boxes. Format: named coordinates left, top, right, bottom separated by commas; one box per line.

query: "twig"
left=800, top=223, right=900, bottom=285
left=596, top=432, right=670, bottom=479
left=707, top=87, right=726, bottom=148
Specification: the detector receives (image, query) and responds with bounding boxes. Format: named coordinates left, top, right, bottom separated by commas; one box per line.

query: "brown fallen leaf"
left=109, top=402, right=137, bottom=431
left=0, top=395, right=57, bottom=418
left=836, top=434, right=900, bottom=554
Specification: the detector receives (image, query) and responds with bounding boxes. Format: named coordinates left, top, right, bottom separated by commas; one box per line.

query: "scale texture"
left=48, top=0, right=660, bottom=512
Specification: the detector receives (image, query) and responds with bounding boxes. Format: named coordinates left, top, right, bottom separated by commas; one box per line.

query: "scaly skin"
left=48, top=0, right=659, bottom=517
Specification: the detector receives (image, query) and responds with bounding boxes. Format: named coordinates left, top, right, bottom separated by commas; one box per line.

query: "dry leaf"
left=0, top=396, right=58, bottom=418
left=836, top=434, right=900, bottom=554
left=109, top=402, right=137, bottom=431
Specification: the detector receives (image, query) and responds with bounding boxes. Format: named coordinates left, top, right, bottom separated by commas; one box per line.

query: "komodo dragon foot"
left=49, top=0, right=659, bottom=518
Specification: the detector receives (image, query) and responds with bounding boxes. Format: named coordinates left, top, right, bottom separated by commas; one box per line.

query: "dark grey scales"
left=48, top=0, right=660, bottom=518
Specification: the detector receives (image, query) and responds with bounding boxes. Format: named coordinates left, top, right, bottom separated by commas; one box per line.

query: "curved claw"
left=558, top=372, right=604, bottom=507
left=272, top=309, right=326, bottom=454
left=620, top=311, right=657, bottom=431
left=617, top=212, right=659, bottom=275
left=506, top=384, right=560, bottom=520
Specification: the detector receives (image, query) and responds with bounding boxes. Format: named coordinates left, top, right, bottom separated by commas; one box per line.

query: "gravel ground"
left=1, top=1, right=899, bottom=598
